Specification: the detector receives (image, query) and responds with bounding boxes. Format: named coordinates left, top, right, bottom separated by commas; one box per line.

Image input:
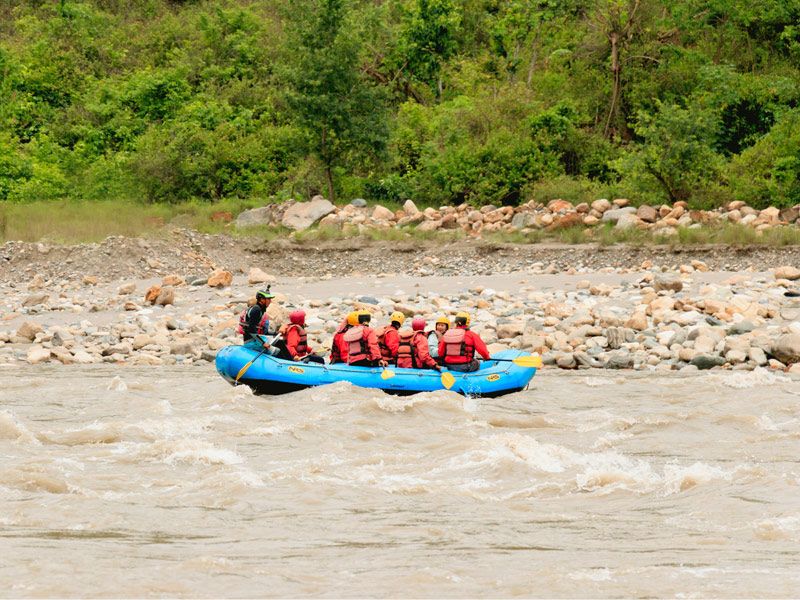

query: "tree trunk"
left=325, top=165, right=335, bottom=204
left=321, top=127, right=335, bottom=203
left=604, top=31, right=620, bottom=138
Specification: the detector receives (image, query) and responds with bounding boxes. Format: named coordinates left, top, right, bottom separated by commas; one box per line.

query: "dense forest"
left=1, top=0, right=799, bottom=208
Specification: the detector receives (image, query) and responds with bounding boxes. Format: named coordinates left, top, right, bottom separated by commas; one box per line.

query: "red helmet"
left=289, top=310, right=305, bottom=325
left=411, top=317, right=426, bottom=331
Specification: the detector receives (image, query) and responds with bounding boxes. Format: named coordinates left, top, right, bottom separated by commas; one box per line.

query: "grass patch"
left=0, top=198, right=270, bottom=243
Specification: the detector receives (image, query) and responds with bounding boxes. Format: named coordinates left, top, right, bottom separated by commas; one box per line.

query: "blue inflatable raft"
left=215, top=343, right=538, bottom=397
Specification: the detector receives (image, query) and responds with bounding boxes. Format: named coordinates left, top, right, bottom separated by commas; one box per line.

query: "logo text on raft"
left=288, top=366, right=305, bottom=374
left=486, top=374, right=501, bottom=382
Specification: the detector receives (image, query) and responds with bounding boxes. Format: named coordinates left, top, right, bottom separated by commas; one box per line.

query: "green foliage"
left=729, top=110, right=800, bottom=207
left=1, top=0, right=800, bottom=210
left=620, top=102, right=724, bottom=204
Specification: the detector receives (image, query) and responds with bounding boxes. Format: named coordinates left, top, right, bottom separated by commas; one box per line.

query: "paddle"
left=235, top=335, right=278, bottom=384
left=487, top=354, right=543, bottom=368
left=441, top=371, right=456, bottom=390
left=439, top=354, right=541, bottom=390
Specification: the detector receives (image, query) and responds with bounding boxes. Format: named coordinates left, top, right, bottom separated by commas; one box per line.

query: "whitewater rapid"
left=1, top=365, right=798, bottom=597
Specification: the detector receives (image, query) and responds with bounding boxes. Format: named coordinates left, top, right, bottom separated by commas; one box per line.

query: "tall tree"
left=284, top=0, right=387, bottom=202
left=395, top=0, right=460, bottom=100
left=593, top=0, right=643, bottom=138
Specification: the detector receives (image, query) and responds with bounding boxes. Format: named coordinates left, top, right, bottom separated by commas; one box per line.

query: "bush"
left=729, top=110, right=800, bottom=207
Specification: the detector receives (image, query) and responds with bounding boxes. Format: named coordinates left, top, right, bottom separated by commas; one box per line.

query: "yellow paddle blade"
left=441, top=371, right=456, bottom=390
left=512, top=354, right=543, bottom=368
left=235, top=359, right=255, bottom=382
left=380, top=369, right=395, bottom=380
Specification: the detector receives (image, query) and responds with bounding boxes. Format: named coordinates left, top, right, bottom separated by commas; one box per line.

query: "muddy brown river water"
left=1, top=365, right=799, bottom=598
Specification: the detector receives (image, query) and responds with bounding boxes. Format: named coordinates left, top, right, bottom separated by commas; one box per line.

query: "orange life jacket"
left=396, top=329, right=416, bottom=368
left=343, top=326, right=370, bottom=364
left=237, top=308, right=269, bottom=336
left=442, top=328, right=475, bottom=362
left=285, top=323, right=308, bottom=356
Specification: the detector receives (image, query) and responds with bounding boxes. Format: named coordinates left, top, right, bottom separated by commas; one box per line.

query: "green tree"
left=395, top=0, right=460, bottom=99
left=284, top=0, right=388, bottom=202
left=621, top=102, right=723, bottom=203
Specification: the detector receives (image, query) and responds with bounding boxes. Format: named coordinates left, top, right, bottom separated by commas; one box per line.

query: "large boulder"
left=281, top=196, right=335, bottom=230
left=22, top=293, right=49, bottom=307
left=654, top=273, right=683, bottom=293
left=771, top=334, right=800, bottom=364
left=403, top=199, right=420, bottom=216
left=27, top=345, right=51, bottom=365
left=371, top=205, right=395, bottom=221
left=601, top=206, right=637, bottom=223
left=690, top=353, right=725, bottom=369
left=16, top=321, right=43, bottom=341
left=774, top=266, right=800, bottom=281
left=637, top=204, right=658, bottom=223
left=248, top=267, right=274, bottom=284
left=207, top=270, right=233, bottom=288
left=235, top=206, right=273, bottom=229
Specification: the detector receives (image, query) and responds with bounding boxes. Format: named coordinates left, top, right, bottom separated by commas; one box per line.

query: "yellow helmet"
left=346, top=311, right=360, bottom=326
left=389, top=311, right=405, bottom=326
left=455, top=311, right=471, bottom=327
left=435, top=315, right=451, bottom=328
left=357, top=309, right=372, bottom=325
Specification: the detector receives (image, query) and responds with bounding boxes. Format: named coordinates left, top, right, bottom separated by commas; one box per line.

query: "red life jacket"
left=236, top=308, right=269, bottom=336
left=376, top=326, right=396, bottom=362
left=285, top=323, right=308, bottom=356
left=442, top=328, right=475, bottom=363
left=330, top=323, right=350, bottom=364
left=396, top=329, right=416, bottom=368
left=343, top=326, right=370, bottom=364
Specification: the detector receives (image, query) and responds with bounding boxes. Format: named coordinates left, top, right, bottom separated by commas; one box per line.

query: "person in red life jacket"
left=376, top=311, right=404, bottom=365
left=438, top=311, right=490, bottom=372
left=329, top=312, right=356, bottom=364
left=276, top=310, right=325, bottom=364
left=237, top=287, right=275, bottom=349
left=396, top=318, right=441, bottom=371
left=343, top=310, right=382, bottom=367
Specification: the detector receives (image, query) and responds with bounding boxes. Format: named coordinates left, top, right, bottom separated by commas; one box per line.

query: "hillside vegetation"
left=1, top=0, right=799, bottom=208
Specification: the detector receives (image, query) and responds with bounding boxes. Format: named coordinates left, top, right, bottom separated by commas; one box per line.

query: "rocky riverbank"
left=235, top=196, right=800, bottom=237
left=4, top=234, right=800, bottom=373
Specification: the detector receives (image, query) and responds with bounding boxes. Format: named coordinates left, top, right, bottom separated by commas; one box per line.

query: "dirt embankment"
left=2, top=230, right=799, bottom=283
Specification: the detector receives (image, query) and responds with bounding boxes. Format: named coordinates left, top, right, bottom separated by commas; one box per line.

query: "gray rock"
left=358, top=296, right=379, bottom=305
left=574, top=351, right=600, bottom=368
left=351, top=198, right=367, bottom=208
left=654, top=273, right=683, bottom=293
left=606, top=326, right=634, bottom=349
left=615, top=213, right=640, bottom=230
left=189, top=276, right=208, bottom=286
left=511, top=212, right=535, bottom=229
left=170, top=341, right=194, bottom=356
left=601, top=207, right=637, bottom=223
left=22, top=293, right=49, bottom=307
left=235, top=206, right=273, bottom=229
left=727, top=320, right=755, bottom=335
left=690, top=353, right=726, bottom=369
left=771, top=333, right=800, bottom=364
left=200, top=350, right=217, bottom=362
left=605, top=351, right=633, bottom=369
left=556, top=353, right=577, bottom=369
left=282, top=196, right=335, bottom=230
left=748, top=347, right=768, bottom=365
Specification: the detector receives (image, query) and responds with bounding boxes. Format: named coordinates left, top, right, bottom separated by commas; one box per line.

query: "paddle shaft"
left=235, top=334, right=279, bottom=383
